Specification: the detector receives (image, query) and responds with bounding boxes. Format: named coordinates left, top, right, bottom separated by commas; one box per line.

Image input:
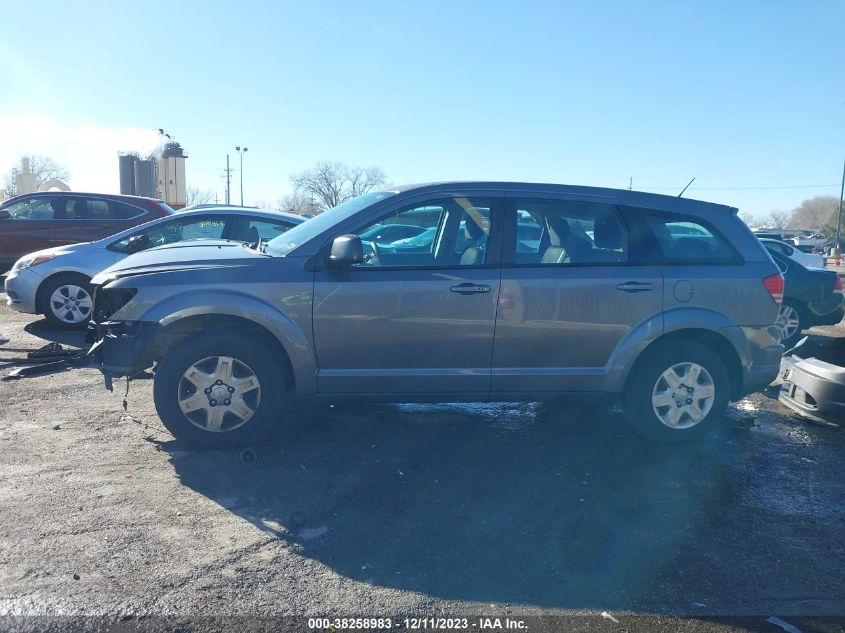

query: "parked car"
left=0, top=192, right=173, bottom=269
left=768, top=250, right=844, bottom=347
left=4, top=208, right=303, bottom=329
left=89, top=182, right=784, bottom=447
left=779, top=336, right=845, bottom=425
left=760, top=238, right=825, bottom=269
left=358, top=223, right=426, bottom=243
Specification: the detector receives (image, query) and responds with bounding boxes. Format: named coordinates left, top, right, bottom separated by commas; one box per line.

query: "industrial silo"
left=118, top=154, right=136, bottom=195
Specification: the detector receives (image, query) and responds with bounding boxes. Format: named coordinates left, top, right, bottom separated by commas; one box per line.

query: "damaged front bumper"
left=87, top=320, right=160, bottom=390
left=779, top=338, right=845, bottom=425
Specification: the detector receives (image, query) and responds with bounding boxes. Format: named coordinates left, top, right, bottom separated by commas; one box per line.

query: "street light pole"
left=837, top=156, right=845, bottom=249
left=235, top=146, right=248, bottom=206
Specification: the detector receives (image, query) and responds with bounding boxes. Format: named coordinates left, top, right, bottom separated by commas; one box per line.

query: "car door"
left=0, top=196, right=58, bottom=263
left=491, top=194, right=664, bottom=393
left=312, top=193, right=503, bottom=395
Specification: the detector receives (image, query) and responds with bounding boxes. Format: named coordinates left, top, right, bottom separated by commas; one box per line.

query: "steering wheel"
left=362, top=240, right=381, bottom=267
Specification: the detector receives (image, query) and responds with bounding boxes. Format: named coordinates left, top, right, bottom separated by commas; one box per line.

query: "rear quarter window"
left=645, top=216, right=739, bottom=263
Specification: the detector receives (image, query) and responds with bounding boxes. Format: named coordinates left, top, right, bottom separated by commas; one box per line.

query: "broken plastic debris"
left=601, top=612, right=619, bottom=623
left=767, top=617, right=802, bottom=633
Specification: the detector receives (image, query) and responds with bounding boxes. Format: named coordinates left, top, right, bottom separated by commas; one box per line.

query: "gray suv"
left=89, top=182, right=784, bottom=447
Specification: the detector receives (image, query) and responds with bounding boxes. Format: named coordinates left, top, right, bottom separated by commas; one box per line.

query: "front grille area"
left=91, top=286, right=138, bottom=322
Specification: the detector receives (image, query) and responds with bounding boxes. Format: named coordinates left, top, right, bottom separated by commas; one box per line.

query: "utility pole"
left=836, top=157, right=845, bottom=250
left=223, top=155, right=233, bottom=206
left=235, top=146, right=248, bottom=206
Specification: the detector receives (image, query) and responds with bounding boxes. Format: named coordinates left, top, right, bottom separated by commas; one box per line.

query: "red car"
left=0, top=192, right=173, bottom=269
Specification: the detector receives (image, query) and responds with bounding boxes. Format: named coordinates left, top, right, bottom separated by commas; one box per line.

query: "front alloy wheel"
left=49, top=284, right=93, bottom=325
left=178, top=356, right=262, bottom=432
left=153, top=331, right=286, bottom=448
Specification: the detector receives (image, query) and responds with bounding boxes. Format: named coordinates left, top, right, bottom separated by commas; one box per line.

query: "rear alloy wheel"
left=651, top=362, right=715, bottom=429
left=40, top=274, right=94, bottom=329
left=153, top=331, right=286, bottom=448
left=623, top=340, right=730, bottom=442
left=775, top=301, right=803, bottom=348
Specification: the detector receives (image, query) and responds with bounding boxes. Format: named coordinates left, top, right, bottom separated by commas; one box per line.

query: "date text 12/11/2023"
left=307, top=618, right=528, bottom=630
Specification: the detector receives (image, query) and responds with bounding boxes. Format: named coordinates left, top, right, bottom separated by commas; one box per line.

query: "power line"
left=636, top=183, right=840, bottom=191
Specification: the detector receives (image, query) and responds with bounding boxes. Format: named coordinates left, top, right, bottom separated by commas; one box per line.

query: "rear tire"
left=623, top=340, right=730, bottom=443
left=776, top=300, right=804, bottom=348
left=39, top=273, right=94, bottom=330
left=153, top=330, right=287, bottom=448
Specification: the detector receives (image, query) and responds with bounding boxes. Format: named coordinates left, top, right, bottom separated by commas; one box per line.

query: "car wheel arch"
left=623, top=328, right=745, bottom=401
left=156, top=314, right=297, bottom=394
left=35, top=270, right=93, bottom=316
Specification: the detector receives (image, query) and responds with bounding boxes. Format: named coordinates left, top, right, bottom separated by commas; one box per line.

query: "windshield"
left=265, top=190, right=396, bottom=256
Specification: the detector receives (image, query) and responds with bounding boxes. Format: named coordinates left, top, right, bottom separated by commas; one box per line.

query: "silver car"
left=4, top=207, right=303, bottom=329
left=90, top=182, right=785, bottom=446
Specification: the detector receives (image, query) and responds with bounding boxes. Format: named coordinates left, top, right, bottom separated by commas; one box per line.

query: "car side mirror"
left=329, top=234, right=364, bottom=267
left=0, top=209, right=10, bottom=220
left=127, top=234, right=151, bottom=253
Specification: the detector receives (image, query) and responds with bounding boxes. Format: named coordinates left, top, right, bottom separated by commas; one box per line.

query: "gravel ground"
left=0, top=296, right=843, bottom=632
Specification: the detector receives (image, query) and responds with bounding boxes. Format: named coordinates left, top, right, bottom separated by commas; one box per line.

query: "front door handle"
left=617, top=281, right=655, bottom=293
left=450, top=282, right=492, bottom=295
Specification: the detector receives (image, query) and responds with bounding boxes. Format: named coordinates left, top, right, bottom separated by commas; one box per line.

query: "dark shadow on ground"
left=23, top=320, right=86, bottom=348
left=148, top=398, right=845, bottom=613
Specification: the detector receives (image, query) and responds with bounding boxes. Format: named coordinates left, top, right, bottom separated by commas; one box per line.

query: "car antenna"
left=678, top=177, right=696, bottom=197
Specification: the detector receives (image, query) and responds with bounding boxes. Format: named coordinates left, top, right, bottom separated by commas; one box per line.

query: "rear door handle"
left=617, top=281, right=655, bottom=293
left=450, top=282, right=492, bottom=295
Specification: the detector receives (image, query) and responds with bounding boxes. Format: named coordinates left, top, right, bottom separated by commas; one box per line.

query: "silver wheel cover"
left=651, top=362, right=716, bottom=429
left=49, top=284, right=92, bottom=324
left=775, top=305, right=800, bottom=342
left=177, top=356, right=261, bottom=433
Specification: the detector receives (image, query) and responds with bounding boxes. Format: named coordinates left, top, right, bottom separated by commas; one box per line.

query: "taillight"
left=835, top=275, right=843, bottom=295
left=763, top=273, right=784, bottom=307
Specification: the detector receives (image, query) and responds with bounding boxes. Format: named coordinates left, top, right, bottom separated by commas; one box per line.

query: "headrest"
left=464, top=218, right=484, bottom=240
left=546, top=215, right=572, bottom=246
left=594, top=214, right=623, bottom=249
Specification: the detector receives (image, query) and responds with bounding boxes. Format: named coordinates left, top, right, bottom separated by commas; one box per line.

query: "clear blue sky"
left=1, top=0, right=843, bottom=217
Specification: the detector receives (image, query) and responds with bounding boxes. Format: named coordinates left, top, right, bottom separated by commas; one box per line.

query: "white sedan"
left=4, top=207, right=303, bottom=329
left=760, top=238, right=825, bottom=269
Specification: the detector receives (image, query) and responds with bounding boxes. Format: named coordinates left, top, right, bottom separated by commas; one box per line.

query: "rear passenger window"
left=646, top=217, right=735, bottom=262
left=510, top=199, right=628, bottom=265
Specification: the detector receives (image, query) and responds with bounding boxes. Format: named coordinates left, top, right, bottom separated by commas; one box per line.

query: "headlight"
left=12, top=253, right=56, bottom=271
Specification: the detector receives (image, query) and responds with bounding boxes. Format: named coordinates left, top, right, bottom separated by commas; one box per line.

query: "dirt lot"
left=0, top=296, right=843, bottom=632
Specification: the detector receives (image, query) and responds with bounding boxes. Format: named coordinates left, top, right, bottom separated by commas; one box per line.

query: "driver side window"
left=352, top=197, right=491, bottom=268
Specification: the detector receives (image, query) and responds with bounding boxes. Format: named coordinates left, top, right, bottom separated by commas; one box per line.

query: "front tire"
left=623, top=340, right=730, bottom=443
left=153, top=331, right=286, bottom=448
left=39, top=273, right=94, bottom=330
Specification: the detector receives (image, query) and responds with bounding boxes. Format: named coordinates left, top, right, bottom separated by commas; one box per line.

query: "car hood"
left=17, top=242, right=95, bottom=261
left=91, top=239, right=269, bottom=284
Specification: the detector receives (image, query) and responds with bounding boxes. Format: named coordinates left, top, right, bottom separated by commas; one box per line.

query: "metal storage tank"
left=133, top=159, right=156, bottom=198
left=118, top=154, right=136, bottom=195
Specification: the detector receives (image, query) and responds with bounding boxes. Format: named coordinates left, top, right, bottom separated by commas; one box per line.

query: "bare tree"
left=738, top=211, right=757, bottom=227
left=277, top=191, right=318, bottom=215
left=768, top=209, right=791, bottom=229
left=4, top=155, right=70, bottom=197
left=185, top=187, right=216, bottom=207
left=787, top=196, right=838, bottom=231
left=289, top=162, right=387, bottom=213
